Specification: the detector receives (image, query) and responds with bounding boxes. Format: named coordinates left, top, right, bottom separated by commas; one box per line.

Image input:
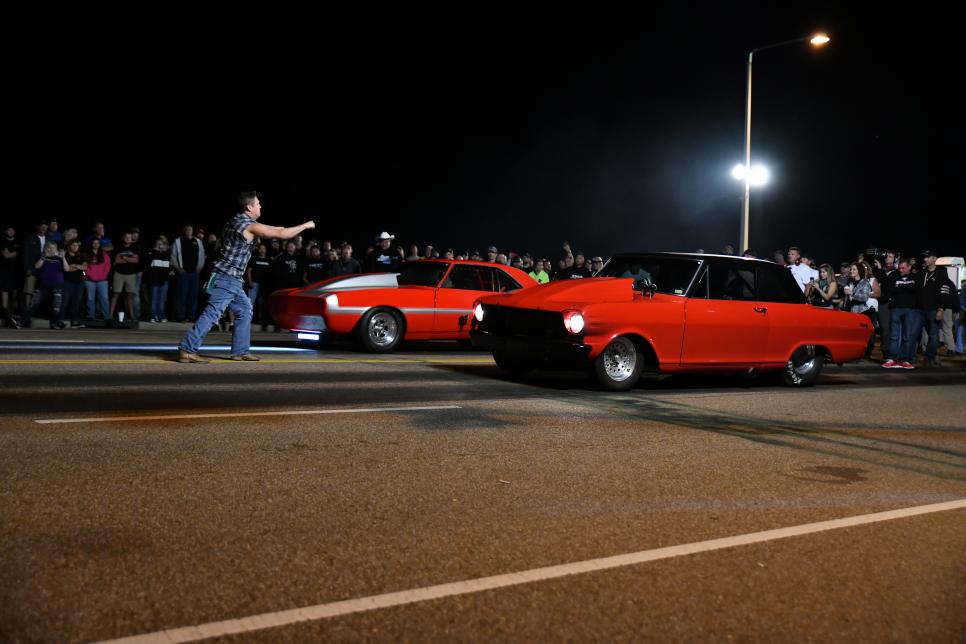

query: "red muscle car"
left=470, top=253, right=874, bottom=390
left=269, top=260, right=537, bottom=352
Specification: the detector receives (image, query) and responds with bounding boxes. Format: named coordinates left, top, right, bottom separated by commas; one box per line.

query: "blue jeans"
left=179, top=273, right=252, bottom=356
left=62, top=281, right=85, bottom=323
left=84, top=280, right=109, bottom=320
left=133, top=273, right=143, bottom=320
left=177, top=272, right=200, bottom=321
left=957, top=316, right=964, bottom=354
left=919, top=309, right=941, bottom=361
left=248, top=282, right=267, bottom=326
left=22, top=285, right=63, bottom=326
left=150, top=282, right=169, bottom=321
left=889, top=307, right=922, bottom=363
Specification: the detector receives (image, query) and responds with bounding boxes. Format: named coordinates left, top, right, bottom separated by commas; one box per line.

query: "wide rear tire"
left=591, top=336, right=643, bottom=391
left=782, top=345, right=823, bottom=387
left=357, top=307, right=405, bottom=353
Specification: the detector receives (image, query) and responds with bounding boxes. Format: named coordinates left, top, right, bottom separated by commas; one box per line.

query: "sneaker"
left=881, top=359, right=900, bottom=369
left=49, top=322, right=67, bottom=329
left=70, top=321, right=85, bottom=328
left=900, top=361, right=915, bottom=370
left=160, top=318, right=167, bottom=323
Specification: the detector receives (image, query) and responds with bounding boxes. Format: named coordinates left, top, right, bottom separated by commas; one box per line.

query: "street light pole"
left=739, top=34, right=829, bottom=253
left=740, top=50, right=754, bottom=254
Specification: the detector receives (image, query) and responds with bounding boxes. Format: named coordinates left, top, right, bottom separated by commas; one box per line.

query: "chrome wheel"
left=367, top=311, right=399, bottom=348
left=602, top=336, right=637, bottom=382
left=791, top=354, right=820, bottom=375
left=782, top=345, right=823, bottom=387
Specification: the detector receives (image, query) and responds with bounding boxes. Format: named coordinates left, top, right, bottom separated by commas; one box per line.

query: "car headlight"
left=474, top=303, right=484, bottom=322
left=563, top=310, right=585, bottom=334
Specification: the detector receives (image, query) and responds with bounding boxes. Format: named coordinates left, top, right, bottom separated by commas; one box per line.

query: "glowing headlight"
left=474, top=303, right=484, bottom=322
left=563, top=310, right=585, bottom=334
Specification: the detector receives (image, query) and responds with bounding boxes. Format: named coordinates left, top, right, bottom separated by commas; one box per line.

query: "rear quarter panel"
left=768, top=304, right=873, bottom=364
left=328, top=287, right=437, bottom=336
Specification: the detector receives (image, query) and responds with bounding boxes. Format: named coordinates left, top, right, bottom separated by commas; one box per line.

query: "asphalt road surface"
left=1, top=325, right=964, bottom=643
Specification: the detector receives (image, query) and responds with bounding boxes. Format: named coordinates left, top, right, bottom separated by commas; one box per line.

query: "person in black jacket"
left=365, top=232, right=402, bottom=273
left=916, top=250, right=958, bottom=367
left=882, top=258, right=920, bottom=369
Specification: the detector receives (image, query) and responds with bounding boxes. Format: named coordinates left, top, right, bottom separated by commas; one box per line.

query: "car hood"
left=482, top=277, right=642, bottom=310
left=298, top=272, right=399, bottom=296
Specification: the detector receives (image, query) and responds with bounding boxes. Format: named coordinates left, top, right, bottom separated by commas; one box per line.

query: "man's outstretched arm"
left=246, top=221, right=315, bottom=241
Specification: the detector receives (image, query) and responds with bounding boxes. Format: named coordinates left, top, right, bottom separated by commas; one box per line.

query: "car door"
left=433, top=265, right=501, bottom=337
left=755, top=264, right=810, bottom=364
left=681, top=261, right=769, bottom=365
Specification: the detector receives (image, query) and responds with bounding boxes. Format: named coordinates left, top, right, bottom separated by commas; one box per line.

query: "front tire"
left=357, top=307, right=405, bottom=353
left=782, top=345, right=823, bottom=387
left=592, top=336, right=643, bottom=391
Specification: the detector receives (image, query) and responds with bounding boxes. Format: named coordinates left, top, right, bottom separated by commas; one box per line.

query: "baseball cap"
left=921, top=249, right=937, bottom=257
left=487, top=245, right=498, bottom=253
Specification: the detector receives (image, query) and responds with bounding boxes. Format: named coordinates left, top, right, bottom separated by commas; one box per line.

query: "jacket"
left=171, top=236, right=205, bottom=273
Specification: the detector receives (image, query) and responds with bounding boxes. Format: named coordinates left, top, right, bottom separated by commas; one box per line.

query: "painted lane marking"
left=0, top=358, right=493, bottom=365
left=35, top=404, right=462, bottom=425
left=0, top=344, right=314, bottom=352
left=100, top=499, right=966, bottom=644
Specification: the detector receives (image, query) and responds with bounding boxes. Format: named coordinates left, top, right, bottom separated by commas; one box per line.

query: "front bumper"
left=470, top=330, right=591, bottom=367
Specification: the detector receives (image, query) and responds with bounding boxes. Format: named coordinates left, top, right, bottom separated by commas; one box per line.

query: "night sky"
left=11, top=3, right=957, bottom=263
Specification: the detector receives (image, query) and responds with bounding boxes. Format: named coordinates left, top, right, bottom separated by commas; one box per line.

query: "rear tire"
left=357, top=307, right=405, bottom=353
left=493, top=350, right=533, bottom=377
left=782, top=345, right=823, bottom=387
left=592, top=336, right=643, bottom=391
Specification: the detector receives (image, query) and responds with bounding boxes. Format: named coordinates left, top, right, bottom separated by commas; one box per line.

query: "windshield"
left=597, top=255, right=700, bottom=296
left=397, top=262, right=450, bottom=286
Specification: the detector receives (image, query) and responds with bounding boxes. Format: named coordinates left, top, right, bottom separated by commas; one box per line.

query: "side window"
left=441, top=266, right=499, bottom=292
left=496, top=269, right=523, bottom=292
left=756, top=266, right=806, bottom=304
left=708, top=265, right=756, bottom=301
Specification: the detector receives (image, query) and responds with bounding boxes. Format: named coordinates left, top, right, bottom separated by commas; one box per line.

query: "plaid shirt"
left=213, top=212, right=256, bottom=279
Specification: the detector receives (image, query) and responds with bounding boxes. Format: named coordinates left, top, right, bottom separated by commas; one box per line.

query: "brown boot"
left=230, top=353, right=261, bottom=361
left=178, top=350, right=211, bottom=364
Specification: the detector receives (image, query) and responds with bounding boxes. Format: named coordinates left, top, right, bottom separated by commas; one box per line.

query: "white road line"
left=100, top=499, right=966, bottom=644
left=35, top=405, right=462, bottom=425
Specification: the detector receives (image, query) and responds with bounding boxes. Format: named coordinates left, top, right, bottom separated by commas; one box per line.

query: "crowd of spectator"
left=1, top=220, right=963, bottom=366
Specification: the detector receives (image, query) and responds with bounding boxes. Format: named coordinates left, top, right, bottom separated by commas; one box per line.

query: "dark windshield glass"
left=597, top=256, right=700, bottom=296
left=397, top=262, right=449, bottom=286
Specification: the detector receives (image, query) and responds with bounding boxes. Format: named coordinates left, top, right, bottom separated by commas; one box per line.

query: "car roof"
left=406, top=258, right=514, bottom=269
left=404, top=258, right=538, bottom=283
left=610, top=251, right=779, bottom=267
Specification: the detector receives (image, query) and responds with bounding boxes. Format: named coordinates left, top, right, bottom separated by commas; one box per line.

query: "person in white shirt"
left=787, top=247, right=818, bottom=292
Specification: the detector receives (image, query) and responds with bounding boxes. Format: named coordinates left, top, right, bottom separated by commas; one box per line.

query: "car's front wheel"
left=782, top=345, right=823, bottom=387
left=357, top=307, right=405, bottom=353
left=591, top=336, right=643, bottom=391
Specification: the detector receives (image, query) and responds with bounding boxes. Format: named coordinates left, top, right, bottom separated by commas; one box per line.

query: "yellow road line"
left=0, top=358, right=494, bottom=365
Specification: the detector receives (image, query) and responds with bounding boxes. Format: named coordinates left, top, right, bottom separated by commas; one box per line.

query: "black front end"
left=469, top=304, right=591, bottom=367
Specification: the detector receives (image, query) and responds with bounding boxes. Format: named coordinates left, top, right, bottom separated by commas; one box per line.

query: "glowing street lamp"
left=732, top=163, right=769, bottom=187
left=738, top=32, right=829, bottom=252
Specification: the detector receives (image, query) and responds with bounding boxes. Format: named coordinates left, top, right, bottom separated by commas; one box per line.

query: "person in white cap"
left=365, top=232, right=401, bottom=273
